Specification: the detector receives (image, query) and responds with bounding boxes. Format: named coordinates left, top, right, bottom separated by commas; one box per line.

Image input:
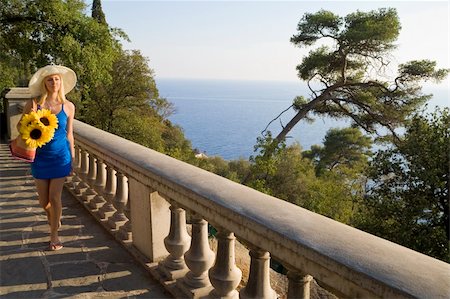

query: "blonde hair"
left=37, top=74, right=67, bottom=106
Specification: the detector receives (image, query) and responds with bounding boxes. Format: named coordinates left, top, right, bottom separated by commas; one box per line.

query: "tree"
left=245, top=137, right=357, bottom=223
left=265, top=8, right=448, bottom=149
left=0, top=0, right=120, bottom=103
left=161, top=120, right=196, bottom=161
left=1, top=1, right=195, bottom=163
left=356, top=107, right=449, bottom=262
left=0, top=58, right=19, bottom=109
left=92, top=0, right=107, bottom=25
left=85, top=49, right=162, bottom=131
left=109, top=107, right=166, bottom=152
left=303, top=127, right=372, bottom=175
left=83, top=49, right=190, bottom=157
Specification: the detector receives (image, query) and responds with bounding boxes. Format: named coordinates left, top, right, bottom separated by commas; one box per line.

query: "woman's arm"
left=65, top=101, right=76, bottom=159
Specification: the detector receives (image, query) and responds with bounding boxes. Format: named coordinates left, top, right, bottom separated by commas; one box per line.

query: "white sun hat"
left=28, top=65, right=77, bottom=97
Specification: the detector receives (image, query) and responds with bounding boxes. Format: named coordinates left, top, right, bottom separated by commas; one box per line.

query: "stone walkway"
left=0, top=143, right=170, bottom=298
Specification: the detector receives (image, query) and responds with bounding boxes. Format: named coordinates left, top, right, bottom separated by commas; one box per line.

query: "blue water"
left=156, top=78, right=448, bottom=160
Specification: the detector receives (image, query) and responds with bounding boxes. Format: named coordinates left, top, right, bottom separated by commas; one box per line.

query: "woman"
left=19, top=65, right=76, bottom=251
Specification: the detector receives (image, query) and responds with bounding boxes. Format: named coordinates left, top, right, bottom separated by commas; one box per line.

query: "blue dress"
left=31, top=104, right=72, bottom=179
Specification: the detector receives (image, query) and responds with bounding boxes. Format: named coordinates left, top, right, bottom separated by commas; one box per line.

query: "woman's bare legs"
left=35, top=179, right=52, bottom=224
left=48, top=177, right=65, bottom=243
left=35, top=177, right=65, bottom=246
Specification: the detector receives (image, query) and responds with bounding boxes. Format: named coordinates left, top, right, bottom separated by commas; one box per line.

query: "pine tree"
left=92, top=0, right=107, bottom=25
left=264, top=8, right=448, bottom=150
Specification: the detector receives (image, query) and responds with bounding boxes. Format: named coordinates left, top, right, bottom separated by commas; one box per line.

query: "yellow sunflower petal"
left=19, top=112, right=39, bottom=134
left=24, top=136, right=39, bottom=148
left=21, top=121, right=54, bottom=148
left=20, top=121, right=39, bottom=137
left=39, top=127, right=54, bottom=144
left=36, top=109, right=59, bottom=131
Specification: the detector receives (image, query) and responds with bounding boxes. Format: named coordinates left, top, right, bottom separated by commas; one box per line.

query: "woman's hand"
left=70, top=158, right=76, bottom=176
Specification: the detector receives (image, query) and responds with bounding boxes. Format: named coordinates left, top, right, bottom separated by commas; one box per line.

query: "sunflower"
left=35, top=109, right=58, bottom=131
left=21, top=122, right=53, bottom=148
left=19, top=111, right=39, bottom=134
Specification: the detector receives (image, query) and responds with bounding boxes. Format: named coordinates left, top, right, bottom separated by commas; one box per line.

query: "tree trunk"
left=274, top=93, right=328, bottom=144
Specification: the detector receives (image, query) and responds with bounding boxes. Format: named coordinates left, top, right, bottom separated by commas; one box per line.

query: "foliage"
left=266, top=8, right=448, bottom=148
left=109, top=108, right=165, bottom=152
left=244, top=133, right=358, bottom=223
left=0, top=60, right=18, bottom=109
left=227, top=158, right=252, bottom=182
left=193, top=156, right=251, bottom=183
left=196, top=156, right=238, bottom=180
left=303, top=127, right=372, bottom=175
left=161, top=120, right=195, bottom=161
left=245, top=132, right=288, bottom=193
left=243, top=7, right=449, bottom=261
left=83, top=48, right=192, bottom=160
left=84, top=49, right=161, bottom=129
left=0, top=0, right=120, bottom=99
left=1, top=0, right=195, bottom=163
left=356, top=107, right=450, bottom=262
left=92, top=0, right=107, bottom=25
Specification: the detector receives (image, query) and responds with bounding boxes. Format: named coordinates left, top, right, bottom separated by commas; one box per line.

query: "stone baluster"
left=65, top=145, right=75, bottom=186
left=89, top=157, right=107, bottom=211
left=82, top=152, right=97, bottom=204
left=107, top=171, right=128, bottom=231
left=98, top=163, right=117, bottom=221
left=68, top=144, right=81, bottom=190
left=240, top=249, right=277, bottom=299
left=208, top=230, right=242, bottom=299
left=79, top=148, right=89, bottom=180
left=73, top=144, right=81, bottom=173
left=179, top=216, right=215, bottom=297
left=159, top=204, right=191, bottom=280
left=118, top=187, right=132, bottom=242
left=287, top=271, right=313, bottom=299
left=87, top=152, right=97, bottom=187
left=74, top=148, right=89, bottom=197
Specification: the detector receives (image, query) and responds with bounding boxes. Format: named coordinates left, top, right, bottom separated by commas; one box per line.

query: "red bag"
left=9, top=136, right=36, bottom=162
left=9, top=100, right=37, bottom=162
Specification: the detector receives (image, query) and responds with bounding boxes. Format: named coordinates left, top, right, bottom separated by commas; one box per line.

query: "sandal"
left=49, top=241, right=63, bottom=251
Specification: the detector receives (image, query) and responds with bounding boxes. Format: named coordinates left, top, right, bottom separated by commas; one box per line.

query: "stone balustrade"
left=68, top=119, right=449, bottom=299
left=4, top=92, right=449, bottom=299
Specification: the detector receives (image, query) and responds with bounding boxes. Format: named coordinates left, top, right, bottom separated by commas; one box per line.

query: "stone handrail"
left=69, top=119, right=449, bottom=299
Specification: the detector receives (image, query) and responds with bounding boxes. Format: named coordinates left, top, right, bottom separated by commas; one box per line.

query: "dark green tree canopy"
left=92, top=0, right=107, bottom=25
left=357, top=107, right=449, bottom=262
left=303, top=127, right=372, bottom=175
left=267, top=8, right=448, bottom=147
left=85, top=49, right=165, bottom=131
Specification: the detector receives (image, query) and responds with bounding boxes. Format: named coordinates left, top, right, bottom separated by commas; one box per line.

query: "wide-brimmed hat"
left=28, top=65, right=77, bottom=97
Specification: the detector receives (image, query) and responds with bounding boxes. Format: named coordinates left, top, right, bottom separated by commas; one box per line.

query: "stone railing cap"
left=5, top=87, right=32, bottom=99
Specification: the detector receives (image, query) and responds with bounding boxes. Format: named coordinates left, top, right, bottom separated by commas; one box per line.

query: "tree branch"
left=307, top=76, right=319, bottom=97
left=338, top=46, right=347, bottom=83
left=333, top=101, right=375, bottom=133
left=262, top=104, right=294, bottom=136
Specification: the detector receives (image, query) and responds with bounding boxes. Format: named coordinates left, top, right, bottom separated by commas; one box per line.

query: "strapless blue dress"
left=31, top=104, right=72, bottom=179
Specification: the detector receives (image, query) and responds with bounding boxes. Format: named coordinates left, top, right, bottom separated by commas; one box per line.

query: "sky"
left=99, top=0, right=449, bottom=88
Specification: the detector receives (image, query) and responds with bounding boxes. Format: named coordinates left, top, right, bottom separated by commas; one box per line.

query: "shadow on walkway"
left=0, top=143, right=170, bottom=298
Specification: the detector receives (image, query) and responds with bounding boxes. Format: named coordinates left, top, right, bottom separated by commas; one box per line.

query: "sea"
left=156, top=78, right=449, bottom=160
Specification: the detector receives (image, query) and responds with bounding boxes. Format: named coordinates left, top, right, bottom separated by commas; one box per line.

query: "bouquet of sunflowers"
left=19, top=109, right=58, bottom=148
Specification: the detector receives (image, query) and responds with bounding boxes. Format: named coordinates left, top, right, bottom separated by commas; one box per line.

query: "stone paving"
left=0, top=143, right=171, bottom=299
